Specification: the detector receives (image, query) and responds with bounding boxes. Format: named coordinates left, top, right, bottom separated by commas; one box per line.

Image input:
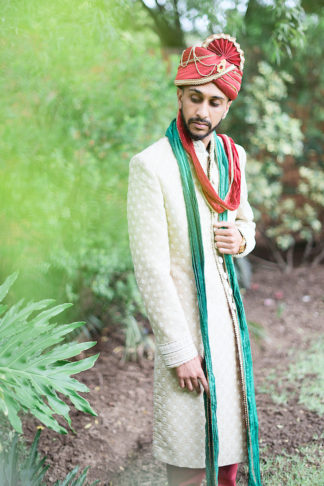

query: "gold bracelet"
left=238, top=235, right=246, bottom=254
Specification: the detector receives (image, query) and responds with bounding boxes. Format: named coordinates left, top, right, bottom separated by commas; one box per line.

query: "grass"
left=238, top=444, right=324, bottom=486
left=260, top=444, right=324, bottom=486
left=253, top=334, right=324, bottom=485
left=287, top=338, right=324, bottom=415
left=259, top=336, right=324, bottom=414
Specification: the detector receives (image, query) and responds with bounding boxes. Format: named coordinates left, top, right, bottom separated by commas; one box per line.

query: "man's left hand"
left=213, top=221, right=243, bottom=255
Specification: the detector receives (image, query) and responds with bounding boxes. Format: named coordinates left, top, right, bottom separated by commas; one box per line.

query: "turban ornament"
left=174, top=33, right=245, bottom=100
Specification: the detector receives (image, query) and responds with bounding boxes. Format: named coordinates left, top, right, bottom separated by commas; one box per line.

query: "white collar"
left=193, top=135, right=215, bottom=157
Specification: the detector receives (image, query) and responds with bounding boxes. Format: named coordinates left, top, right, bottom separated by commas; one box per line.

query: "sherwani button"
left=218, top=256, right=223, bottom=263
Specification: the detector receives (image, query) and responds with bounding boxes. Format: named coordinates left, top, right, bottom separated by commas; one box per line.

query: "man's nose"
left=196, top=101, right=209, bottom=120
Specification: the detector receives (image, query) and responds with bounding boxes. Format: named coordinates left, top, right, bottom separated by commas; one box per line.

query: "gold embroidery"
left=174, top=64, right=236, bottom=86
left=227, top=72, right=241, bottom=83
left=218, top=76, right=239, bottom=94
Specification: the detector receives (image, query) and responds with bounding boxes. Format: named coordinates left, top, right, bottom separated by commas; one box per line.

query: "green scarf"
left=166, top=119, right=262, bottom=486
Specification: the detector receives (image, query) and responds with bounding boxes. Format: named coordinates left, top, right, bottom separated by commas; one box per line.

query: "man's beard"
left=180, top=108, right=221, bottom=141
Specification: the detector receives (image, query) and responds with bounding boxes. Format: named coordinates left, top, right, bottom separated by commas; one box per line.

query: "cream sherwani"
left=127, top=134, right=255, bottom=468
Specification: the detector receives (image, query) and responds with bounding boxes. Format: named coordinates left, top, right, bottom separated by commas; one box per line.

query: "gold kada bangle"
left=238, top=235, right=246, bottom=254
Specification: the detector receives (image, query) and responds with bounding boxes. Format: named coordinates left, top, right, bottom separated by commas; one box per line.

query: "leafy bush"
left=0, top=0, right=175, bottom=344
left=0, top=273, right=99, bottom=434
left=0, top=429, right=99, bottom=486
left=226, top=61, right=323, bottom=269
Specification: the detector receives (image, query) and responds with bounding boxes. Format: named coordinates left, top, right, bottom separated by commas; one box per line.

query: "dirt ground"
left=23, top=261, right=324, bottom=485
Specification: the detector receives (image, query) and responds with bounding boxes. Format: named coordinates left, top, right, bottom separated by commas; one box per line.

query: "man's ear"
left=222, top=100, right=232, bottom=119
left=177, top=87, right=184, bottom=110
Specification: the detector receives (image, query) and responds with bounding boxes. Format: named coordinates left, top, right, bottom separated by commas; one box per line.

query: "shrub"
left=226, top=62, right=323, bottom=269
left=0, top=429, right=99, bottom=486
left=0, top=273, right=99, bottom=434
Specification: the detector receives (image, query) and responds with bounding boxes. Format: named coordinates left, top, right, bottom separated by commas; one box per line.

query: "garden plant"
left=0, top=273, right=99, bottom=484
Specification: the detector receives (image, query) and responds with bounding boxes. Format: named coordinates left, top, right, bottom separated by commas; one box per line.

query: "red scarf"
left=176, top=112, right=241, bottom=213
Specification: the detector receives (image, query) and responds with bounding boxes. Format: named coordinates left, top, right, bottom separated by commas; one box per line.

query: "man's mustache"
left=188, top=117, right=211, bottom=129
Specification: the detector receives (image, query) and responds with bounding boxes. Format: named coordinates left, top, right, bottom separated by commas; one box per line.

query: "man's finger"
left=179, top=378, right=185, bottom=389
left=214, top=221, right=233, bottom=228
left=214, top=234, right=234, bottom=241
left=191, top=378, right=201, bottom=394
left=218, top=248, right=233, bottom=254
left=214, top=238, right=233, bottom=246
left=214, top=228, right=234, bottom=236
left=199, top=373, right=210, bottom=397
left=216, top=245, right=235, bottom=253
left=185, top=378, right=194, bottom=392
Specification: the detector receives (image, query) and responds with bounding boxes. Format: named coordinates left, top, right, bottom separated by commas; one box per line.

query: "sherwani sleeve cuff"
left=158, top=338, right=198, bottom=368
left=128, top=154, right=197, bottom=370
left=234, top=225, right=256, bottom=259
left=233, top=144, right=256, bottom=259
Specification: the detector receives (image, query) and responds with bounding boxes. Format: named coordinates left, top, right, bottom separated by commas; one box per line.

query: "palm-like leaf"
left=0, top=274, right=99, bottom=433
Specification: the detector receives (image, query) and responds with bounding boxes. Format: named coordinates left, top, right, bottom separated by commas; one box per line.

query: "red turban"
left=174, top=33, right=245, bottom=100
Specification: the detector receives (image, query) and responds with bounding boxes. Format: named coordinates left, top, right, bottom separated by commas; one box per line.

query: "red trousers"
left=166, top=463, right=238, bottom=486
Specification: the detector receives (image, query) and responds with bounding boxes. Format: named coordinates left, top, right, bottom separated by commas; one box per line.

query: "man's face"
left=177, top=82, right=232, bottom=144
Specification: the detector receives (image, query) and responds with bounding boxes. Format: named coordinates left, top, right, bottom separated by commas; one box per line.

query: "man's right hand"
left=175, top=355, right=209, bottom=396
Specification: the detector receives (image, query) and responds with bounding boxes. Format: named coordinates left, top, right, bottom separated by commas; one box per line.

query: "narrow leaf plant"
left=0, top=273, right=99, bottom=434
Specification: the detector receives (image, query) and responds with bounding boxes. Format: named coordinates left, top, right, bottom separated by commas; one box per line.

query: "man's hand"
left=213, top=221, right=243, bottom=255
left=175, top=355, right=209, bottom=396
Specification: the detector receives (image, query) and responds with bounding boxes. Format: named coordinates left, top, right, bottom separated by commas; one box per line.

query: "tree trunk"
left=139, top=0, right=186, bottom=48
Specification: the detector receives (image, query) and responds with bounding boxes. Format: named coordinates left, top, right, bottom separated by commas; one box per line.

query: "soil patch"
left=23, top=331, right=154, bottom=484
left=23, top=263, right=324, bottom=484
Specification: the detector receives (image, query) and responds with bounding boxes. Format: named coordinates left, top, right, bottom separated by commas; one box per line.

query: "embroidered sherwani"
left=127, top=134, right=255, bottom=468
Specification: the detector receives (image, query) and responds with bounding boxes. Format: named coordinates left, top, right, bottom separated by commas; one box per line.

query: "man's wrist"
left=237, top=234, right=246, bottom=254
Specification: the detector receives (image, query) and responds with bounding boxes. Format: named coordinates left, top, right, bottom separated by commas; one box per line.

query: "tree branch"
left=172, top=0, right=181, bottom=30
left=259, top=228, right=287, bottom=272
left=137, top=0, right=185, bottom=47
left=285, top=243, right=295, bottom=274
left=311, top=244, right=324, bottom=267
left=155, top=0, right=166, bottom=14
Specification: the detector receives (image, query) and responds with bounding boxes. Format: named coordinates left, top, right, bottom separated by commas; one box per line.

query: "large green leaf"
left=0, top=274, right=99, bottom=434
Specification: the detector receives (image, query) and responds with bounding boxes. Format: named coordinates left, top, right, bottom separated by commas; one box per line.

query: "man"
left=127, top=34, right=262, bottom=486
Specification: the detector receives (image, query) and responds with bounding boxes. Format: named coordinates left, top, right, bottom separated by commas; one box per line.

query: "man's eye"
left=210, top=102, right=220, bottom=107
left=191, top=97, right=201, bottom=103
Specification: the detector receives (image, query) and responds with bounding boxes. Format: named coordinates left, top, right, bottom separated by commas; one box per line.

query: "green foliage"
left=0, top=0, right=323, bottom=353
left=77, top=249, right=154, bottom=358
left=0, top=274, right=99, bottom=434
left=0, top=429, right=99, bottom=486
left=269, top=0, right=306, bottom=63
left=243, top=62, right=303, bottom=158
left=259, top=337, right=324, bottom=415
left=247, top=320, right=266, bottom=343
left=260, top=444, right=324, bottom=486
left=0, top=430, right=49, bottom=486
left=0, top=0, right=175, bottom=334
left=287, top=338, right=324, bottom=415
left=135, top=0, right=308, bottom=56
left=54, top=466, right=99, bottom=486
left=226, top=60, right=323, bottom=266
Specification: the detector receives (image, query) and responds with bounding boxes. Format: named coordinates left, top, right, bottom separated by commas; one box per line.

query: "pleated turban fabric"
left=174, top=33, right=245, bottom=100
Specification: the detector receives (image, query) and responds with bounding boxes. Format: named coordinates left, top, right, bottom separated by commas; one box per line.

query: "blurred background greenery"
left=0, top=0, right=323, bottom=337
